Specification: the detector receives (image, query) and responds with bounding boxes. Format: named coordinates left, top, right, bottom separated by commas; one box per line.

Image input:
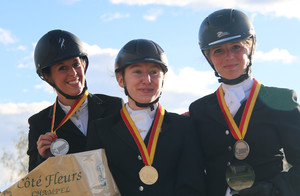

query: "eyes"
left=211, top=44, right=243, bottom=56
left=132, top=69, right=160, bottom=76
left=128, top=64, right=163, bottom=78
left=58, top=61, right=82, bottom=71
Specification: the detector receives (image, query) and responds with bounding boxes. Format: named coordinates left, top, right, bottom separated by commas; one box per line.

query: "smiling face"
left=117, top=62, right=164, bottom=110
left=207, top=40, right=251, bottom=80
left=45, top=57, right=86, bottom=105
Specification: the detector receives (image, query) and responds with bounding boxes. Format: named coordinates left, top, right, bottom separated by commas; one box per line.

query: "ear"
left=116, top=73, right=125, bottom=88
left=44, top=74, right=54, bottom=86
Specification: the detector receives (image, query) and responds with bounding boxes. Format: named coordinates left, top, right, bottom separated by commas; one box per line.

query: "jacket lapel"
left=87, top=93, right=105, bottom=121
left=206, top=92, right=229, bottom=127
left=112, top=116, right=141, bottom=153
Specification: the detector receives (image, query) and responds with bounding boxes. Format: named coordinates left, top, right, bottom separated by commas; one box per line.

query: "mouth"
left=67, top=78, right=80, bottom=85
left=139, top=88, right=154, bottom=93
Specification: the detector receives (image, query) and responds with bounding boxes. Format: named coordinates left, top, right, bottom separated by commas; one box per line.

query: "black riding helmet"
left=34, top=29, right=88, bottom=99
left=115, top=39, right=168, bottom=110
left=115, top=39, right=168, bottom=74
left=199, top=9, right=256, bottom=84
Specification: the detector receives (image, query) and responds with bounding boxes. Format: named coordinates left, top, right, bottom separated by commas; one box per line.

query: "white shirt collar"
left=221, top=77, right=254, bottom=116
left=58, top=97, right=88, bottom=113
left=57, top=98, right=89, bottom=135
left=125, top=103, right=158, bottom=140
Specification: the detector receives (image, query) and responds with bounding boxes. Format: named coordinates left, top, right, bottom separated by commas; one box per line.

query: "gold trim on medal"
left=234, top=140, right=250, bottom=160
left=139, top=165, right=158, bottom=185
left=50, top=138, right=69, bottom=156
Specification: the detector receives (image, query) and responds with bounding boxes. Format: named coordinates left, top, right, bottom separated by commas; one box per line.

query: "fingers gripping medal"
left=50, top=91, right=88, bottom=156
left=121, top=104, right=165, bottom=185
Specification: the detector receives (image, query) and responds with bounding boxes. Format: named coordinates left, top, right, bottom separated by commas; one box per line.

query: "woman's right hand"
left=36, top=132, right=57, bottom=158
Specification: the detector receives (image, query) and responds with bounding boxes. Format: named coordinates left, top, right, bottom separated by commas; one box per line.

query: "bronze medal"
left=234, top=140, right=250, bottom=160
left=50, top=138, right=69, bottom=156
left=226, top=162, right=255, bottom=192
left=139, top=165, right=158, bottom=185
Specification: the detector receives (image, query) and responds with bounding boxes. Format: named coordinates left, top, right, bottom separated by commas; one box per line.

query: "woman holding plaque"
left=87, top=39, right=205, bottom=195
left=189, top=8, right=300, bottom=196
left=27, top=29, right=123, bottom=172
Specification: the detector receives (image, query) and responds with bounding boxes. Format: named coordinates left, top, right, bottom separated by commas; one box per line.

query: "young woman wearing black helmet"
left=87, top=39, right=205, bottom=195
left=27, top=29, right=123, bottom=172
left=189, top=9, right=300, bottom=196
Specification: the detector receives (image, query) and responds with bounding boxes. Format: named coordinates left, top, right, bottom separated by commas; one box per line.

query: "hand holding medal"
left=36, top=132, right=58, bottom=158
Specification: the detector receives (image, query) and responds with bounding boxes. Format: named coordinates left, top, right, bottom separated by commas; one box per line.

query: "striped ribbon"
left=121, top=104, right=165, bottom=166
left=216, top=79, right=261, bottom=140
left=51, top=91, right=89, bottom=135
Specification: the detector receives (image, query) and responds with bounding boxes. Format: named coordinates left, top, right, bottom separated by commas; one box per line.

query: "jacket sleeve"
left=27, top=116, right=47, bottom=172
left=262, top=88, right=300, bottom=196
left=175, top=118, right=206, bottom=196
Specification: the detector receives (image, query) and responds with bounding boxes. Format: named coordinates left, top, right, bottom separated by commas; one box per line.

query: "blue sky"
left=1, top=0, right=299, bottom=191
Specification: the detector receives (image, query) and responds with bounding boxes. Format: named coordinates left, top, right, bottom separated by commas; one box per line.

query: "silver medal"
left=50, top=138, right=69, bottom=156
left=234, top=140, right=250, bottom=160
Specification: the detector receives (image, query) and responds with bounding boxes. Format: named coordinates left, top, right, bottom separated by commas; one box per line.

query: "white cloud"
left=164, top=67, right=216, bottom=96
left=34, top=83, right=55, bottom=94
left=254, top=48, right=298, bottom=64
left=100, top=12, right=130, bottom=22
left=7, top=45, right=27, bottom=52
left=143, top=8, right=163, bottom=21
left=17, top=45, right=26, bottom=51
left=83, top=42, right=119, bottom=57
left=0, top=102, right=51, bottom=115
left=237, top=0, right=300, bottom=20
left=17, top=62, right=32, bottom=69
left=110, top=0, right=300, bottom=21
left=0, top=28, right=17, bottom=45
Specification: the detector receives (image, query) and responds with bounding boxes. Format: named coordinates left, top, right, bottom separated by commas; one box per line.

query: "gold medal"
left=121, top=104, right=165, bottom=186
left=234, top=140, right=250, bottom=160
left=139, top=165, right=158, bottom=185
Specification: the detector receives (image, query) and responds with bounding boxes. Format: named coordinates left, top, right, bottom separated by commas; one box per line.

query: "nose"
left=68, top=67, right=77, bottom=76
left=225, top=49, right=234, bottom=59
left=142, top=73, right=151, bottom=84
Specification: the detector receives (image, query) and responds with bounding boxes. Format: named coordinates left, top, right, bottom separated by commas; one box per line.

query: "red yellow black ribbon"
left=51, top=91, right=89, bottom=135
left=121, top=104, right=165, bottom=166
left=216, top=79, right=261, bottom=140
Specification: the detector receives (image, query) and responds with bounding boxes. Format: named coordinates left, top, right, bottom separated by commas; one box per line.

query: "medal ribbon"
left=216, top=79, right=261, bottom=140
left=51, top=91, right=89, bottom=135
left=121, top=104, right=165, bottom=166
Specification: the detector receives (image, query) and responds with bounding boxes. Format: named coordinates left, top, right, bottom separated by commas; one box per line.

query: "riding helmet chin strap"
left=124, top=87, right=161, bottom=111
left=49, top=79, right=88, bottom=100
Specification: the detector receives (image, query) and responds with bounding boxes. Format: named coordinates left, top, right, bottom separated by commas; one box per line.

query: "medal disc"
left=226, top=162, right=255, bottom=191
left=50, top=138, right=69, bottom=156
left=139, top=166, right=158, bottom=185
left=234, top=140, right=250, bottom=160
